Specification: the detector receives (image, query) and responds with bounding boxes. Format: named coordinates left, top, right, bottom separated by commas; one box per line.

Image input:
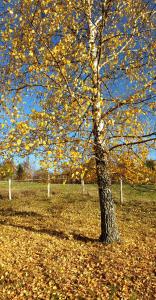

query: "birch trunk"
left=81, top=174, right=85, bottom=195
left=47, top=173, right=51, bottom=198
left=120, top=178, right=123, bottom=204
left=9, top=178, right=12, bottom=200
left=88, top=1, right=119, bottom=242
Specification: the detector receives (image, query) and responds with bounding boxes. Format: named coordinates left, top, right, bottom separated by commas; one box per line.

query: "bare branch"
left=109, top=137, right=156, bottom=151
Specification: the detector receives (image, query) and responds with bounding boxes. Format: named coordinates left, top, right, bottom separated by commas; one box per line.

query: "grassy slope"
left=0, top=183, right=155, bottom=300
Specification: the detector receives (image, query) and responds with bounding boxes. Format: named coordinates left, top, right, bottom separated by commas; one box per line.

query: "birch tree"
left=1, top=0, right=156, bottom=242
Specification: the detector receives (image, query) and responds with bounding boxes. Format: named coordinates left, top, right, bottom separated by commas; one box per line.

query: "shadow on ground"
left=0, top=208, right=42, bottom=218
left=0, top=218, right=99, bottom=243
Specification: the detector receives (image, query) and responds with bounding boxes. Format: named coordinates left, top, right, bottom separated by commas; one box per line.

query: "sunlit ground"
left=0, top=183, right=155, bottom=299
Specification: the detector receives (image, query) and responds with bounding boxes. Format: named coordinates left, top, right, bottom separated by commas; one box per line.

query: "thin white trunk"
left=120, top=178, right=123, bottom=204
left=81, top=175, right=85, bottom=194
left=47, top=174, right=51, bottom=198
left=9, top=178, right=12, bottom=200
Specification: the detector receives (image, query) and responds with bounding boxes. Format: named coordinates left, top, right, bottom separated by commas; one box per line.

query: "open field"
left=0, top=183, right=155, bottom=299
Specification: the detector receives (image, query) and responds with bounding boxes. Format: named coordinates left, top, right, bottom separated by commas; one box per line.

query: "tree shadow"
left=0, top=219, right=99, bottom=243
left=0, top=208, right=42, bottom=218
left=0, top=219, right=69, bottom=239
left=72, top=232, right=99, bottom=243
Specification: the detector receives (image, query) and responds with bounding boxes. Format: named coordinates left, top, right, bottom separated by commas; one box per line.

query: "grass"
left=0, top=182, right=155, bottom=299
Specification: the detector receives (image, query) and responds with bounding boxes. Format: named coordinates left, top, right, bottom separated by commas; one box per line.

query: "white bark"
left=81, top=175, right=85, bottom=194
left=47, top=174, right=51, bottom=198
left=120, top=178, right=123, bottom=204
left=9, top=178, right=12, bottom=200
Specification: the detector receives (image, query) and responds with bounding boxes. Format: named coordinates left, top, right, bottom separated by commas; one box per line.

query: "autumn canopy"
left=0, top=0, right=155, bottom=242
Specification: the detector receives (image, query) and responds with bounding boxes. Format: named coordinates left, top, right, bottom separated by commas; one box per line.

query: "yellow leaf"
left=17, top=139, right=21, bottom=146
left=48, top=150, right=52, bottom=155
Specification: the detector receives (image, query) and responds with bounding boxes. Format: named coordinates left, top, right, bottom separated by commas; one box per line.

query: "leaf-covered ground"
left=0, top=183, right=155, bottom=299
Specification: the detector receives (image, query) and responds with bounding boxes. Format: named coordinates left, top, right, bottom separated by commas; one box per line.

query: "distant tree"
left=33, top=168, right=48, bottom=182
left=16, top=164, right=25, bottom=180
left=146, top=160, right=156, bottom=171
left=145, top=159, right=156, bottom=183
left=23, top=158, right=33, bottom=179
left=0, top=159, right=16, bottom=179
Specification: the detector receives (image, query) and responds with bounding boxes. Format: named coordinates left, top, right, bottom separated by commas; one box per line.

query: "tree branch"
left=109, top=137, right=156, bottom=151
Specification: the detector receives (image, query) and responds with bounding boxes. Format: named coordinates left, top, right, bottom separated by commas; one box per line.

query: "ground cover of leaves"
left=0, top=183, right=155, bottom=299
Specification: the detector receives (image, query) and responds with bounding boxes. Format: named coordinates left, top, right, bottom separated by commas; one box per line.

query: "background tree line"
left=0, top=157, right=155, bottom=184
left=0, top=159, right=32, bottom=180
